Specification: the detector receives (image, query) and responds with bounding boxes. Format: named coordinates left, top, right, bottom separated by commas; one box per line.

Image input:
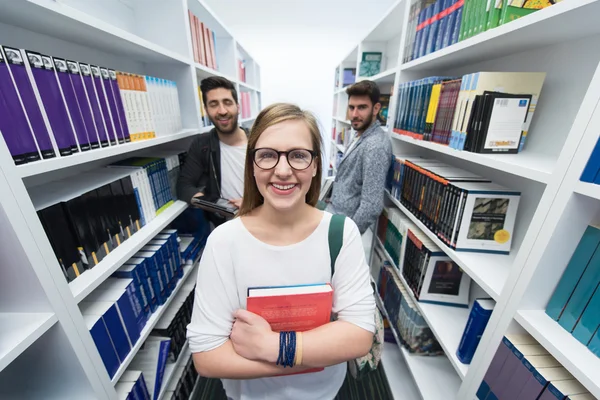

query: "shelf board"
left=240, top=116, right=257, bottom=124
left=374, top=285, right=461, bottom=399
left=238, top=81, right=260, bottom=92
left=0, top=312, right=57, bottom=372
left=0, top=0, right=190, bottom=64
left=331, top=140, right=346, bottom=153
left=381, top=342, right=420, bottom=400
left=357, top=68, right=397, bottom=84
left=70, top=201, right=188, bottom=303
left=195, top=63, right=237, bottom=82
left=17, top=129, right=204, bottom=178
left=574, top=180, right=600, bottom=200
left=111, top=261, right=199, bottom=384
left=400, top=0, right=600, bottom=72
left=374, top=239, right=469, bottom=379
left=516, top=310, right=600, bottom=398
left=385, top=190, right=509, bottom=300
left=333, top=116, right=351, bottom=124
left=157, top=341, right=190, bottom=400
left=392, top=133, right=554, bottom=183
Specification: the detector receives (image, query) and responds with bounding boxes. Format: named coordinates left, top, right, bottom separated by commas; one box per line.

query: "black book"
left=191, top=195, right=237, bottom=217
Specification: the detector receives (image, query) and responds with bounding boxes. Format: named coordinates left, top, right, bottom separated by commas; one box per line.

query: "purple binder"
left=90, top=65, right=117, bottom=146
left=108, top=69, right=131, bottom=142
left=3, top=47, right=56, bottom=159
left=66, top=60, right=99, bottom=149
left=53, top=57, right=90, bottom=152
left=0, top=46, right=40, bottom=164
left=25, top=51, right=77, bottom=156
left=100, top=67, right=125, bottom=144
left=79, top=63, right=109, bottom=147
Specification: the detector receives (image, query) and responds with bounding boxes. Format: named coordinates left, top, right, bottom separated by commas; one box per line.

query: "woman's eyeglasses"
left=252, top=148, right=316, bottom=171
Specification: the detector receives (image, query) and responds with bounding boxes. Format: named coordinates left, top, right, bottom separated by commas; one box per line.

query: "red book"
left=246, top=283, right=334, bottom=374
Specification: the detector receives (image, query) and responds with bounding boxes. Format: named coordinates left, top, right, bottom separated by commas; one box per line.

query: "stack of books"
left=154, top=278, right=196, bottom=362
left=188, top=10, right=218, bottom=71
left=404, top=0, right=564, bottom=63
left=546, top=224, right=600, bottom=357
left=0, top=45, right=182, bottom=166
left=377, top=261, right=444, bottom=355
left=477, top=333, right=592, bottom=400
left=196, top=86, right=213, bottom=128
left=393, top=72, right=546, bottom=154
left=387, top=156, right=521, bottom=254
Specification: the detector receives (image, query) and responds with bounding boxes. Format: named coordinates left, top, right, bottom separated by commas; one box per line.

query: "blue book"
left=413, top=7, right=427, bottom=60
left=419, top=4, right=435, bottom=58
left=442, top=0, right=458, bottom=48
left=450, top=0, right=464, bottom=45
left=84, top=314, right=120, bottom=378
left=546, top=225, right=600, bottom=320
left=130, top=337, right=171, bottom=400
left=572, top=283, right=600, bottom=345
left=539, top=379, right=588, bottom=400
left=558, top=231, right=600, bottom=331
left=113, top=264, right=151, bottom=320
left=580, top=137, right=600, bottom=182
left=456, top=298, right=495, bottom=364
left=135, top=251, right=167, bottom=305
left=434, top=0, right=452, bottom=51
left=425, top=1, right=442, bottom=55
left=125, top=257, right=158, bottom=312
left=81, top=301, right=131, bottom=363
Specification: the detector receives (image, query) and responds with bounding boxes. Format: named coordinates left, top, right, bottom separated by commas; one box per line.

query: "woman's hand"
left=231, top=309, right=279, bottom=363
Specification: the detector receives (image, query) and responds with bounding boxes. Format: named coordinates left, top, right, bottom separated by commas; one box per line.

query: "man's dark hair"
left=200, top=76, right=238, bottom=106
left=346, top=80, right=380, bottom=106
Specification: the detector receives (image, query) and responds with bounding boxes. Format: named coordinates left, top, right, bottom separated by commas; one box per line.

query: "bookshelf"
left=0, top=0, right=260, bottom=398
left=332, top=0, right=600, bottom=398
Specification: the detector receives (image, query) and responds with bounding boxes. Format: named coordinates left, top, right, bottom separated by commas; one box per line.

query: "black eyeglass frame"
left=252, top=148, right=317, bottom=171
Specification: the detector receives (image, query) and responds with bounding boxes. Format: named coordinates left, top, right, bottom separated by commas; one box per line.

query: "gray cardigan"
left=329, top=120, right=392, bottom=233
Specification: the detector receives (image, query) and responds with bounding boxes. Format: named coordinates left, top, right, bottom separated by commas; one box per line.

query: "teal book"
left=571, top=282, right=600, bottom=345
left=588, top=324, right=600, bottom=356
left=558, top=239, right=600, bottom=332
left=546, top=225, right=600, bottom=320
left=359, top=52, right=382, bottom=77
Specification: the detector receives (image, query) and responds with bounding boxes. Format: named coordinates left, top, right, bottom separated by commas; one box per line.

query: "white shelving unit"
left=333, top=0, right=600, bottom=398
left=0, top=0, right=260, bottom=398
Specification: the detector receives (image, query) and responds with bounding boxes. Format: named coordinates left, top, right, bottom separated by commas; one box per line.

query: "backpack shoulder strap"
left=328, top=214, right=345, bottom=278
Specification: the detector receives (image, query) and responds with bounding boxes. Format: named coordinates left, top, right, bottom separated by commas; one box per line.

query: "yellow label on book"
left=92, top=252, right=99, bottom=265
left=115, top=234, right=121, bottom=247
left=494, top=230, right=510, bottom=244
left=126, top=226, right=132, bottom=238
left=72, top=263, right=80, bottom=277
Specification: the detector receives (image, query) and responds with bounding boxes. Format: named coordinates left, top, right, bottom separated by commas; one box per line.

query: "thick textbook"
left=456, top=299, right=495, bottom=364
left=247, top=283, right=334, bottom=373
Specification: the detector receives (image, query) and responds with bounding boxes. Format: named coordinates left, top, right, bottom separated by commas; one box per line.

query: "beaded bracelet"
left=276, top=331, right=297, bottom=368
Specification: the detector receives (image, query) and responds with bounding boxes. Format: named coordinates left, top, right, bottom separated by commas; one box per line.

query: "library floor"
left=190, top=364, right=394, bottom=400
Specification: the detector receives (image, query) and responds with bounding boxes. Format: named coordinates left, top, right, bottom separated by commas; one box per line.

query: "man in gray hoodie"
left=328, top=80, right=392, bottom=234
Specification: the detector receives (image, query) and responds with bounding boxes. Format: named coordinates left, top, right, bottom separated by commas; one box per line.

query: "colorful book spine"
left=66, top=60, right=100, bottom=149
left=79, top=63, right=110, bottom=147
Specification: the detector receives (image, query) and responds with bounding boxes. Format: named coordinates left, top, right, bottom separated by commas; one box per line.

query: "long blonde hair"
left=238, top=103, right=323, bottom=216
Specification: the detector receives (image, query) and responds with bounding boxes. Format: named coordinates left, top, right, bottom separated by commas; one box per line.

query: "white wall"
left=203, top=0, right=396, bottom=165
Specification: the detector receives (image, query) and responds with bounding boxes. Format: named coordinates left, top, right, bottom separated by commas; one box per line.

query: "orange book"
left=246, top=283, right=333, bottom=374
left=189, top=10, right=198, bottom=63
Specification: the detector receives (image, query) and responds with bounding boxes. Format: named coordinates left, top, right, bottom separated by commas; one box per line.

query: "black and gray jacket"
left=176, top=127, right=249, bottom=226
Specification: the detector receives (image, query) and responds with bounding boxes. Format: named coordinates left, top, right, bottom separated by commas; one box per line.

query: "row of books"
left=393, top=72, right=546, bottom=154
left=154, top=278, right=195, bottom=362
left=332, top=126, right=351, bottom=148
left=197, top=85, right=213, bottom=129
left=404, top=0, right=563, bottom=63
left=545, top=224, right=600, bottom=357
left=477, top=333, right=593, bottom=400
left=84, top=228, right=186, bottom=380
left=0, top=45, right=182, bottom=166
left=580, top=137, right=600, bottom=185
left=387, top=155, right=521, bottom=254
left=32, top=154, right=183, bottom=282
left=373, top=254, right=443, bottom=356
left=160, top=353, right=199, bottom=400
left=240, top=91, right=253, bottom=119
left=188, top=10, right=218, bottom=71
left=378, top=206, right=472, bottom=307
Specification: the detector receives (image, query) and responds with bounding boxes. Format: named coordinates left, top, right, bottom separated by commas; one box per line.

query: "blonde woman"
left=187, top=103, right=375, bottom=400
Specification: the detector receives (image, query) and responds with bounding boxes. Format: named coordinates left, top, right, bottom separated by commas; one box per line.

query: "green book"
left=359, top=52, right=382, bottom=77
left=459, top=0, right=471, bottom=41
left=500, top=0, right=538, bottom=25
left=487, top=0, right=503, bottom=30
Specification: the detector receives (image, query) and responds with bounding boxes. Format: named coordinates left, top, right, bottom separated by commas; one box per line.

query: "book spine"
left=546, top=225, right=600, bottom=320
left=79, top=63, right=110, bottom=147
left=456, top=300, right=493, bottom=364
left=100, top=68, right=125, bottom=144
left=571, top=282, right=600, bottom=345
left=580, top=137, right=600, bottom=183
left=0, top=46, right=41, bottom=164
